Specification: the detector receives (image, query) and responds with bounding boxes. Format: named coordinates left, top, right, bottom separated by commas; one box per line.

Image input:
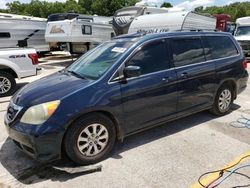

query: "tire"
left=0, top=71, right=16, bottom=97
left=64, top=113, right=116, bottom=165
left=209, top=84, right=234, bottom=116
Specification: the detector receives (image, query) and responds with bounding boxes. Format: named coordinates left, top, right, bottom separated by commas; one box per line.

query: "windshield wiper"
left=66, top=70, right=86, bottom=79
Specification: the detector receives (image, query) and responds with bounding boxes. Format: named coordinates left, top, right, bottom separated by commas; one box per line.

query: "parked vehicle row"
left=1, top=5, right=250, bottom=56
left=4, top=31, right=248, bottom=165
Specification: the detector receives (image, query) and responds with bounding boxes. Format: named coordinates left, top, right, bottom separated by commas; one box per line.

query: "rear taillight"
left=28, top=53, right=38, bottom=65
left=242, top=59, right=248, bottom=69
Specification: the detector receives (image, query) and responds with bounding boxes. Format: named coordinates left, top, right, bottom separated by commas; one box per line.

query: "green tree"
left=234, top=6, right=247, bottom=21
left=25, top=0, right=44, bottom=17
left=197, top=2, right=250, bottom=22
left=6, top=1, right=26, bottom=15
left=78, top=0, right=93, bottom=14
left=46, top=2, right=66, bottom=16
left=64, top=0, right=85, bottom=13
left=160, top=2, right=172, bottom=8
left=91, top=0, right=137, bottom=16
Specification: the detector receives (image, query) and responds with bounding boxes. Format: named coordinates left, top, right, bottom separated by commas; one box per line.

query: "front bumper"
left=5, top=121, right=63, bottom=162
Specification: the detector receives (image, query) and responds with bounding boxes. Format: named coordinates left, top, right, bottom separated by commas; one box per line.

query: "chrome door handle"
left=180, top=72, right=188, bottom=79
left=162, top=77, right=171, bottom=83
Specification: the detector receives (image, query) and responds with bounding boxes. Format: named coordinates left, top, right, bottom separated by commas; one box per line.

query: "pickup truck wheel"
left=209, top=84, right=233, bottom=116
left=64, top=113, right=116, bottom=165
left=0, top=71, right=16, bottom=97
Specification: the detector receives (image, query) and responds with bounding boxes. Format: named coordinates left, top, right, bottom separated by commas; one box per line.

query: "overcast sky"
left=0, top=0, right=250, bottom=10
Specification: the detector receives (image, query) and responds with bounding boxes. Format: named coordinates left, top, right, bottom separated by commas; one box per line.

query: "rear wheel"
left=64, top=113, right=116, bottom=165
left=0, top=71, right=16, bottom=97
left=209, top=85, right=234, bottom=116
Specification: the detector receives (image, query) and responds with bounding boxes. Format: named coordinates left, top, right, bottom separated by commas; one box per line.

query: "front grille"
left=238, top=41, right=250, bottom=51
left=6, top=101, right=22, bottom=123
left=241, top=44, right=250, bottom=51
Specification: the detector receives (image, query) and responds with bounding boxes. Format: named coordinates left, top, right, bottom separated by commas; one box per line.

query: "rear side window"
left=204, top=36, right=238, bottom=60
left=126, top=40, right=169, bottom=75
left=171, top=37, right=205, bottom=67
left=0, top=32, right=10, bottom=38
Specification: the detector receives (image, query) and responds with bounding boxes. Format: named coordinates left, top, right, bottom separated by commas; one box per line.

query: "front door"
left=120, top=39, right=178, bottom=133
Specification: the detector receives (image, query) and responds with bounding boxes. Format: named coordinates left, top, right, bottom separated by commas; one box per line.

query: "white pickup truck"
left=0, top=48, right=39, bottom=97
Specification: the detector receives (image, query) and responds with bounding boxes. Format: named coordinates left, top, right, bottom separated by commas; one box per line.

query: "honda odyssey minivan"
left=4, top=31, right=249, bottom=165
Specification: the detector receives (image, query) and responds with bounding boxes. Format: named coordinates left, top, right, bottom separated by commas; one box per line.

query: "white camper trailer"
left=0, top=13, right=49, bottom=53
left=128, top=11, right=216, bottom=34
left=45, top=14, right=115, bottom=54
left=234, top=17, right=250, bottom=57
left=112, top=6, right=169, bottom=35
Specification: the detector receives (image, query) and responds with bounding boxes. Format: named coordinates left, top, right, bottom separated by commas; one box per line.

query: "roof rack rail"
left=112, top=31, right=147, bottom=39
left=188, top=29, right=218, bottom=32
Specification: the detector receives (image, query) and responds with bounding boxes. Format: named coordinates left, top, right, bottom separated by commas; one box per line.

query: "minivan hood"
left=12, top=71, right=94, bottom=107
left=234, top=35, right=250, bottom=42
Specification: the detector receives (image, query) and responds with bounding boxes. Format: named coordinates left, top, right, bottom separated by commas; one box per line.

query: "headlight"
left=20, top=100, right=60, bottom=125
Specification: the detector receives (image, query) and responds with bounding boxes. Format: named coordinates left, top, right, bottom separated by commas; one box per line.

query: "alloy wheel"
left=218, top=89, right=232, bottom=112
left=77, top=123, right=109, bottom=157
left=0, top=76, right=11, bottom=94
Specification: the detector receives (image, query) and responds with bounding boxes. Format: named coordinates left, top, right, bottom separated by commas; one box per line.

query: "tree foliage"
left=160, top=2, right=172, bottom=8
left=0, top=0, right=137, bottom=18
left=197, top=2, right=250, bottom=22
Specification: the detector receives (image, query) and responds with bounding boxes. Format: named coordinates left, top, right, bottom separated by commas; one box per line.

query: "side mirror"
left=123, top=66, right=141, bottom=78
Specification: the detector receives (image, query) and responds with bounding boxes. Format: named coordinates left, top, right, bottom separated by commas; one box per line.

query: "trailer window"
left=204, top=36, right=238, bottom=60
left=82, top=25, right=92, bottom=35
left=0, top=32, right=10, bottom=38
left=171, top=38, right=205, bottom=67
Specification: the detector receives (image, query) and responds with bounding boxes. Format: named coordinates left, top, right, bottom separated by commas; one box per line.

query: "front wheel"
left=64, top=113, right=116, bottom=165
left=0, top=71, right=16, bottom=97
left=209, top=85, right=234, bottom=116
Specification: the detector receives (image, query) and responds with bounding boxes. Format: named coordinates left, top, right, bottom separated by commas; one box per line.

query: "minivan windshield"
left=66, top=41, right=133, bottom=80
left=235, top=26, right=250, bottom=36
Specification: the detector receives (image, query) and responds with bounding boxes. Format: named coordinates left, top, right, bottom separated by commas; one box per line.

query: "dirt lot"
left=0, top=57, right=250, bottom=188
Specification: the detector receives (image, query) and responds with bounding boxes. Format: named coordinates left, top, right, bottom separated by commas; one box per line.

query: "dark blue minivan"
left=4, top=32, right=249, bottom=165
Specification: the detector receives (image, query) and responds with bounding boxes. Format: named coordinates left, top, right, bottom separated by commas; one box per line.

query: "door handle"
left=162, top=76, right=172, bottom=83
left=180, top=72, right=189, bottom=79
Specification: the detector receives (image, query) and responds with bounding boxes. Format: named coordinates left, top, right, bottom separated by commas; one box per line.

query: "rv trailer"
left=128, top=11, right=216, bottom=34
left=0, top=13, right=49, bottom=53
left=45, top=14, right=115, bottom=54
left=234, top=17, right=250, bottom=57
left=112, top=6, right=169, bottom=36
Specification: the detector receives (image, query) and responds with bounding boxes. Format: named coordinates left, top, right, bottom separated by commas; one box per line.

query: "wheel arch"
left=0, top=66, right=18, bottom=78
left=215, top=79, right=237, bottom=101
left=0, top=61, right=19, bottom=79
left=60, top=109, right=125, bottom=156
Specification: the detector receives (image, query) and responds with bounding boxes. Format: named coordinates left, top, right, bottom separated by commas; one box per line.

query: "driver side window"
left=126, top=40, right=170, bottom=75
